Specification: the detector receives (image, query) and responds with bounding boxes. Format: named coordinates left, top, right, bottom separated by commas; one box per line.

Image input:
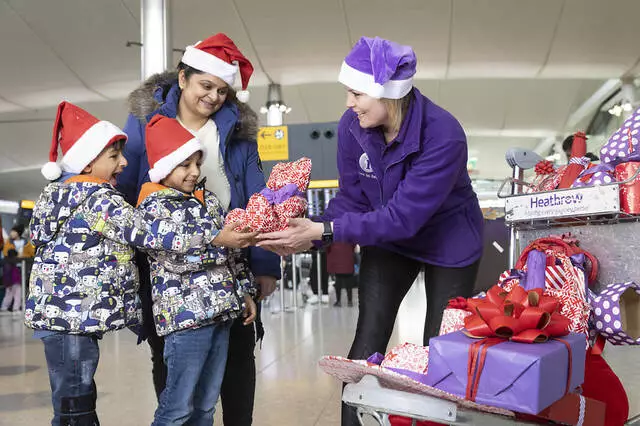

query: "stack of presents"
left=320, top=111, right=640, bottom=426
left=530, top=107, right=640, bottom=214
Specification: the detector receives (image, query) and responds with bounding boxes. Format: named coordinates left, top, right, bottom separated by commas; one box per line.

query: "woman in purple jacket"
left=258, top=36, right=483, bottom=425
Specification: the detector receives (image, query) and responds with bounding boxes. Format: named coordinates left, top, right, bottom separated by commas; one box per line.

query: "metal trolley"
left=340, top=157, right=640, bottom=425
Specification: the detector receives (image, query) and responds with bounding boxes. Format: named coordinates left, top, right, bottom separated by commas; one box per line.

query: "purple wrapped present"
left=425, top=331, right=586, bottom=415
left=600, top=107, right=640, bottom=164
left=590, top=281, right=640, bottom=346
left=571, top=163, right=616, bottom=188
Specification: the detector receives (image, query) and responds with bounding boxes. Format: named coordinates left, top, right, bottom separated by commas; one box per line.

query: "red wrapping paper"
left=224, top=157, right=312, bottom=232
left=615, top=161, right=640, bottom=214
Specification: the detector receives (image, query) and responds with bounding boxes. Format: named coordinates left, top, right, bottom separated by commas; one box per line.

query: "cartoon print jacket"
left=137, top=182, right=256, bottom=337
left=25, top=176, right=216, bottom=335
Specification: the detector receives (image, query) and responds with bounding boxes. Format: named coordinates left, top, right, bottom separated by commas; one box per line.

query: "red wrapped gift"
left=517, top=392, right=606, bottom=426
left=615, top=161, right=640, bottom=214
left=224, top=157, right=312, bottom=232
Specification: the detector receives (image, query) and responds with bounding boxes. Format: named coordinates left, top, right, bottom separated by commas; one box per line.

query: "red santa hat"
left=41, top=101, right=127, bottom=181
left=181, top=33, right=254, bottom=103
left=145, top=115, right=207, bottom=183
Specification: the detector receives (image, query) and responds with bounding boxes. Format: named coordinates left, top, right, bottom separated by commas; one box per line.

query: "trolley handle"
left=496, top=163, right=640, bottom=199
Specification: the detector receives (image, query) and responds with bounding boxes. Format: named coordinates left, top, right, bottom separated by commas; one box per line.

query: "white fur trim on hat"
left=182, top=46, right=238, bottom=86
left=148, top=138, right=207, bottom=183
left=338, top=61, right=413, bottom=99
left=41, top=162, right=63, bottom=181
left=60, top=121, right=127, bottom=174
left=236, top=90, right=250, bottom=103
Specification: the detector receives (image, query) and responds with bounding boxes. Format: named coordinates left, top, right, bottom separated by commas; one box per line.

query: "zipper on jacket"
left=221, top=119, right=246, bottom=209
left=193, top=177, right=208, bottom=208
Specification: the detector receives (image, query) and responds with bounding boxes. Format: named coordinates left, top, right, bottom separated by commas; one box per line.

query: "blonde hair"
left=381, top=91, right=413, bottom=134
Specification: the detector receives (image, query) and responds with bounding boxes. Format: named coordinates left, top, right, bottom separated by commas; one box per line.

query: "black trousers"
left=139, top=251, right=260, bottom=426
left=341, top=246, right=480, bottom=426
left=334, top=274, right=355, bottom=303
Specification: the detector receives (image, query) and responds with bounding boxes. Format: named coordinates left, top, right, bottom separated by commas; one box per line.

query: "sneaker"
left=333, top=301, right=341, bottom=307
left=347, top=301, right=354, bottom=307
left=321, top=295, right=330, bottom=304
left=307, top=295, right=319, bottom=305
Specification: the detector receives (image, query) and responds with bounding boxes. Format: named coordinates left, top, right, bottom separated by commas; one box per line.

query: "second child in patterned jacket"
left=26, top=102, right=221, bottom=426
left=139, top=115, right=258, bottom=426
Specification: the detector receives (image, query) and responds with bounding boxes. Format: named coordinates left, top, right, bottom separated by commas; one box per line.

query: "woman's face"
left=345, top=89, right=389, bottom=129
left=179, top=70, right=229, bottom=119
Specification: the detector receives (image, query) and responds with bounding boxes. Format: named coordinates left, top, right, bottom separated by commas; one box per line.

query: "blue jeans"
left=152, top=321, right=232, bottom=426
left=42, top=333, right=100, bottom=426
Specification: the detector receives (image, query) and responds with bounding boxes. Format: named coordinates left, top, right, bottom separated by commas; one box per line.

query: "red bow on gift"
left=463, top=284, right=571, bottom=344
left=534, top=160, right=555, bottom=176
left=447, top=297, right=468, bottom=310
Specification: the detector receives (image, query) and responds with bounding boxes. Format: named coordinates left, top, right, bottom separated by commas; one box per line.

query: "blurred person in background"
left=0, top=249, right=21, bottom=315
left=326, top=242, right=357, bottom=307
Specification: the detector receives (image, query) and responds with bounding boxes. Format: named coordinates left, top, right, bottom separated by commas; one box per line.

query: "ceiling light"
left=259, top=83, right=292, bottom=126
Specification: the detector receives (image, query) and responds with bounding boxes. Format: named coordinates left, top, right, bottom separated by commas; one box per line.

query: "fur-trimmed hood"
left=127, top=71, right=259, bottom=141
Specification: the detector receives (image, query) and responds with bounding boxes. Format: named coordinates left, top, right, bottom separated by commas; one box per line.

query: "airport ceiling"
left=0, top=0, right=639, bottom=200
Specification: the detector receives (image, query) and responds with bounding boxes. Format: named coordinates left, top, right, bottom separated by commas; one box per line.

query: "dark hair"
left=562, top=134, right=599, bottom=161
left=562, top=135, right=574, bottom=153
left=111, top=139, right=126, bottom=152
left=177, top=62, right=205, bottom=81
left=11, top=224, right=24, bottom=236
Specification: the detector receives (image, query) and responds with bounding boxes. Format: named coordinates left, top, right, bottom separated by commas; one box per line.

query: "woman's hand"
left=212, top=222, right=259, bottom=249
left=242, top=294, right=257, bottom=325
left=256, top=218, right=323, bottom=255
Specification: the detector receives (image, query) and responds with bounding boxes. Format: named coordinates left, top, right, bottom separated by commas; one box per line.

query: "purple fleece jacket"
left=323, top=88, right=483, bottom=267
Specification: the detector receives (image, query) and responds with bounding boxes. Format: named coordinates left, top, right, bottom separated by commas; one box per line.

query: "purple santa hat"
left=338, top=36, right=416, bottom=99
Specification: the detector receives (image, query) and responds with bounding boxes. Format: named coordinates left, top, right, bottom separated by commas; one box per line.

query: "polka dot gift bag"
left=599, top=108, right=640, bottom=213
left=571, top=163, right=616, bottom=188
left=589, top=281, right=640, bottom=345
left=599, top=107, right=640, bottom=164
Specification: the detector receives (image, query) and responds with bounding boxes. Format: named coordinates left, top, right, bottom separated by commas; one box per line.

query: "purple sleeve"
left=332, top=138, right=468, bottom=246
left=322, top=113, right=371, bottom=221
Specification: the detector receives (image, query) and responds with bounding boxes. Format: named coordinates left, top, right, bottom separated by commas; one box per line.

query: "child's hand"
left=212, top=222, right=259, bottom=249
left=242, top=294, right=257, bottom=325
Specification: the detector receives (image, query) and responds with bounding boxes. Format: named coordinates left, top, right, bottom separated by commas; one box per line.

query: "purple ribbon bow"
left=576, top=163, right=615, bottom=179
left=260, top=183, right=304, bottom=205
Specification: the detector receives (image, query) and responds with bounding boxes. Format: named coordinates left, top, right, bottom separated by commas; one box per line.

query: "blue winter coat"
left=25, top=176, right=216, bottom=335
left=324, top=88, right=483, bottom=267
left=137, top=182, right=255, bottom=336
left=117, top=71, right=280, bottom=278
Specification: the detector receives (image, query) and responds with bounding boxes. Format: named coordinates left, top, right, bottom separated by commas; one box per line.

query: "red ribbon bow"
left=447, top=296, right=469, bottom=310
left=463, top=284, right=571, bottom=344
left=534, top=160, right=555, bottom=176
left=462, top=284, right=574, bottom=403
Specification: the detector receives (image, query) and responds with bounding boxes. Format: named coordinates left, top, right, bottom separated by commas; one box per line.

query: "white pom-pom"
left=41, top=162, right=62, bottom=181
left=236, top=90, right=250, bottom=103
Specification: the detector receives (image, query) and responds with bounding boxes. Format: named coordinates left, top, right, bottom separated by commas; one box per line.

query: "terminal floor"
left=0, top=279, right=638, bottom=425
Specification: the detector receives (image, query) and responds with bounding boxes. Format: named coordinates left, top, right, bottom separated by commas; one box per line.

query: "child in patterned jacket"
left=26, top=102, right=223, bottom=426
left=138, top=115, right=258, bottom=426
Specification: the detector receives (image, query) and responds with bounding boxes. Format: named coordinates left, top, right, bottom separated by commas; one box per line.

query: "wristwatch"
left=321, top=221, right=334, bottom=246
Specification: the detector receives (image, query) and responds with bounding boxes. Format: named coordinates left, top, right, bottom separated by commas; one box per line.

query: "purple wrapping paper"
left=425, top=331, right=586, bottom=415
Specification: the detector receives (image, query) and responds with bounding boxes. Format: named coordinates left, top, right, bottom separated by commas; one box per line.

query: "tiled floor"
left=0, top=279, right=638, bottom=425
